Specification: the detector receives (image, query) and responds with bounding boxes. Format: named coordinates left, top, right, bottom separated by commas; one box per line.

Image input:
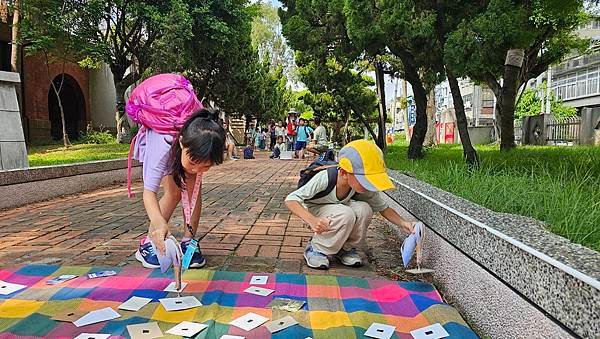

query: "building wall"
left=90, top=63, right=117, bottom=129
left=23, top=54, right=90, bottom=143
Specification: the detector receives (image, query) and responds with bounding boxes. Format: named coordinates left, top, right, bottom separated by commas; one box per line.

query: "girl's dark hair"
left=171, top=108, right=225, bottom=189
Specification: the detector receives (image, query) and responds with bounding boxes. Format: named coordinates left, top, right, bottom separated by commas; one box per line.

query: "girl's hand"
left=150, top=222, right=171, bottom=255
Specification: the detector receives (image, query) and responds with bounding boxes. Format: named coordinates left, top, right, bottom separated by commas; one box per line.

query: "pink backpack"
left=125, top=73, right=203, bottom=197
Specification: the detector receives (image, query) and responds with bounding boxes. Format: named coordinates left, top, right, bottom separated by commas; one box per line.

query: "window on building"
left=482, top=89, right=494, bottom=108
left=0, top=41, right=11, bottom=72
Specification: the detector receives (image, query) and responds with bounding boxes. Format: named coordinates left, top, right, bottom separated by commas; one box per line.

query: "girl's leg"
left=157, top=175, right=181, bottom=225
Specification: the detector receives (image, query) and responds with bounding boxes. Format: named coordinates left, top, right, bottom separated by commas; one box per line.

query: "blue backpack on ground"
left=243, top=146, right=255, bottom=159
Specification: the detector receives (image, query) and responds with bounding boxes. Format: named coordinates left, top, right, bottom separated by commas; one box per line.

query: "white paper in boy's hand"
left=0, top=281, right=26, bottom=295
left=250, top=275, right=268, bottom=285
left=73, top=334, right=110, bottom=339
left=118, top=296, right=152, bottom=311
left=229, top=313, right=269, bottom=331
left=409, top=323, right=449, bottom=339
left=73, top=307, right=121, bottom=327
left=159, top=296, right=202, bottom=312
left=364, top=323, right=396, bottom=339
left=243, top=286, right=274, bottom=296
left=164, top=281, right=188, bottom=293
left=46, top=274, right=78, bottom=285
left=166, top=321, right=208, bottom=336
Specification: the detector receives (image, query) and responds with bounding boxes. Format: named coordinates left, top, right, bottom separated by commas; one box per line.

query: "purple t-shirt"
left=133, top=129, right=174, bottom=192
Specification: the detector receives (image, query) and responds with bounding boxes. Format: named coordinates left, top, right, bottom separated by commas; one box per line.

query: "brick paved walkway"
left=0, top=153, right=416, bottom=280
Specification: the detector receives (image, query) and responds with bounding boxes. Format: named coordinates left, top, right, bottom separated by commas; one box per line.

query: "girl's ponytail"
left=171, top=108, right=225, bottom=188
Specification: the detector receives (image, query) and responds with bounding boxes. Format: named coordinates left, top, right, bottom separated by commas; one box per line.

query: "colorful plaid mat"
left=0, top=265, right=476, bottom=338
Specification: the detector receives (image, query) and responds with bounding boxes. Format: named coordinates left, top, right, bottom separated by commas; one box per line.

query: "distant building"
left=434, top=79, right=495, bottom=127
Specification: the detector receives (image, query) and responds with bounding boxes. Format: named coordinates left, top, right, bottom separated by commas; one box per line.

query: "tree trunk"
left=9, top=0, right=19, bottom=72
left=424, top=89, right=436, bottom=147
left=115, top=80, right=131, bottom=143
left=447, top=70, right=479, bottom=166
left=355, top=111, right=378, bottom=141
left=374, top=61, right=387, bottom=151
left=407, top=75, right=428, bottom=159
left=402, top=79, right=410, bottom=141
left=343, top=111, right=351, bottom=145
left=500, top=49, right=524, bottom=151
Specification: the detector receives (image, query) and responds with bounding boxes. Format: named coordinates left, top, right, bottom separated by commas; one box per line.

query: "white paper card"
left=410, top=323, right=449, bottom=339
left=164, top=281, right=188, bottom=292
left=118, top=296, right=153, bottom=311
left=266, top=315, right=298, bottom=333
left=166, top=321, right=208, bottom=337
left=250, top=275, right=268, bottom=285
left=243, top=286, right=274, bottom=296
left=73, top=334, right=110, bottom=339
left=220, top=336, right=245, bottom=339
left=364, top=323, right=396, bottom=339
left=159, top=296, right=202, bottom=311
left=127, top=322, right=163, bottom=339
left=0, top=281, right=27, bottom=295
left=74, top=307, right=121, bottom=327
left=229, top=312, right=269, bottom=331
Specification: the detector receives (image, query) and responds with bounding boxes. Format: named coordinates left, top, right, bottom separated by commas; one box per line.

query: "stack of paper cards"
left=74, top=307, right=121, bottom=327
left=166, top=321, right=208, bottom=337
left=164, top=281, right=188, bottom=293
left=229, top=313, right=269, bottom=331
left=364, top=323, right=396, bottom=339
left=0, top=281, right=26, bottom=295
left=127, top=322, right=163, bottom=339
left=243, top=286, right=274, bottom=296
left=409, top=323, right=449, bottom=339
left=250, top=275, right=268, bottom=285
left=265, top=316, right=298, bottom=333
left=73, top=334, right=110, bottom=339
left=87, top=271, right=117, bottom=279
left=159, top=296, right=202, bottom=311
left=118, top=296, right=152, bottom=311
left=46, top=275, right=77, bottom=285
left=268, top=298, right=305, bottom=312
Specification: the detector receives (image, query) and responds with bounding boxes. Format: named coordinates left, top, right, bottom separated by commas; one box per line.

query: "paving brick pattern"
left=0, top=153, right=416, bottom=279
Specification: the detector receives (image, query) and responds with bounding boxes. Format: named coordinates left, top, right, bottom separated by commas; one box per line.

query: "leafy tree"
left=251, top=1, right=298, bottom=86
left=20, top=0, right=104, bottom=147
left=444, top=0, right=588, bottom=151
left=515, top=82, right=577, bottom=121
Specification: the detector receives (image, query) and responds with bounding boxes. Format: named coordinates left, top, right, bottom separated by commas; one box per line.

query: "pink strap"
left=127, top=134, right=137, bottom=198
left=180, top=174, right=202, bottom=225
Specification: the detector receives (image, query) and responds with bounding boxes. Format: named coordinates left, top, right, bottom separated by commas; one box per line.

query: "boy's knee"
left=353, top=201, right=374, bottom=219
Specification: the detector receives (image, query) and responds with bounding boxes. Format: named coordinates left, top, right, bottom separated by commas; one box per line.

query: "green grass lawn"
left=385, top=143, right=600, bottom=252
left=28, top=143, right=130, bottom=167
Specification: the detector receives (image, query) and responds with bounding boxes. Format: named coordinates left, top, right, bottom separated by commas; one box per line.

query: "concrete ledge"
left=386, top=171, right=599, bottom=339
left=0, top=159, right=141, bottom=210
left=0, top=159, right=138, bottom=186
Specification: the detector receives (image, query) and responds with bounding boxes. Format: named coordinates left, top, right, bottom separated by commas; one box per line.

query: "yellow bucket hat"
left=338, top=140, right=395, bottom=192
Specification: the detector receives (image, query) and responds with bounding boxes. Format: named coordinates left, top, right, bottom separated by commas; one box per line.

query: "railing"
left=546, top=116, right=582, bottom=145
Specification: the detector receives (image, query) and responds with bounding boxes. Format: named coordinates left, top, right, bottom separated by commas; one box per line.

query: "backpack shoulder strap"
left=310, top=166, right=338, bottom=200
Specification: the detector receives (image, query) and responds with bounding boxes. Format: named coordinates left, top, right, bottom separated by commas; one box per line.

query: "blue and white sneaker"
left=335, top=248, right=363, bottom=267
left=304, top=242, right=329, bottom=270
left=135, top=237, right=160, bottom=269
left=181, top=240, right=206, bottom=268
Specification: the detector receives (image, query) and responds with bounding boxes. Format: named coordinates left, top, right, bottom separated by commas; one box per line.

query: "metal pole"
left=545, top=66, right=552, bottom=114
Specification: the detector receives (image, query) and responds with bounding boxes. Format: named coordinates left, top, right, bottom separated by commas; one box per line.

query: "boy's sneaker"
left=180, top=240, right=207, bottom=268
left=335, top=248, right=363, bottom=267
left=304, top=242, right=329, bottom=269
left=135, top=237, right=160, bottom=269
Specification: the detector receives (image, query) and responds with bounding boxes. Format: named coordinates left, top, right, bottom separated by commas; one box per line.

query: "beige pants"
left=309, top=200, right=374, bottom=255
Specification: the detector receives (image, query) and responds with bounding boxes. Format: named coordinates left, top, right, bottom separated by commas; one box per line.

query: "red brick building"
left=1, top=22, right=91, bottom=144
